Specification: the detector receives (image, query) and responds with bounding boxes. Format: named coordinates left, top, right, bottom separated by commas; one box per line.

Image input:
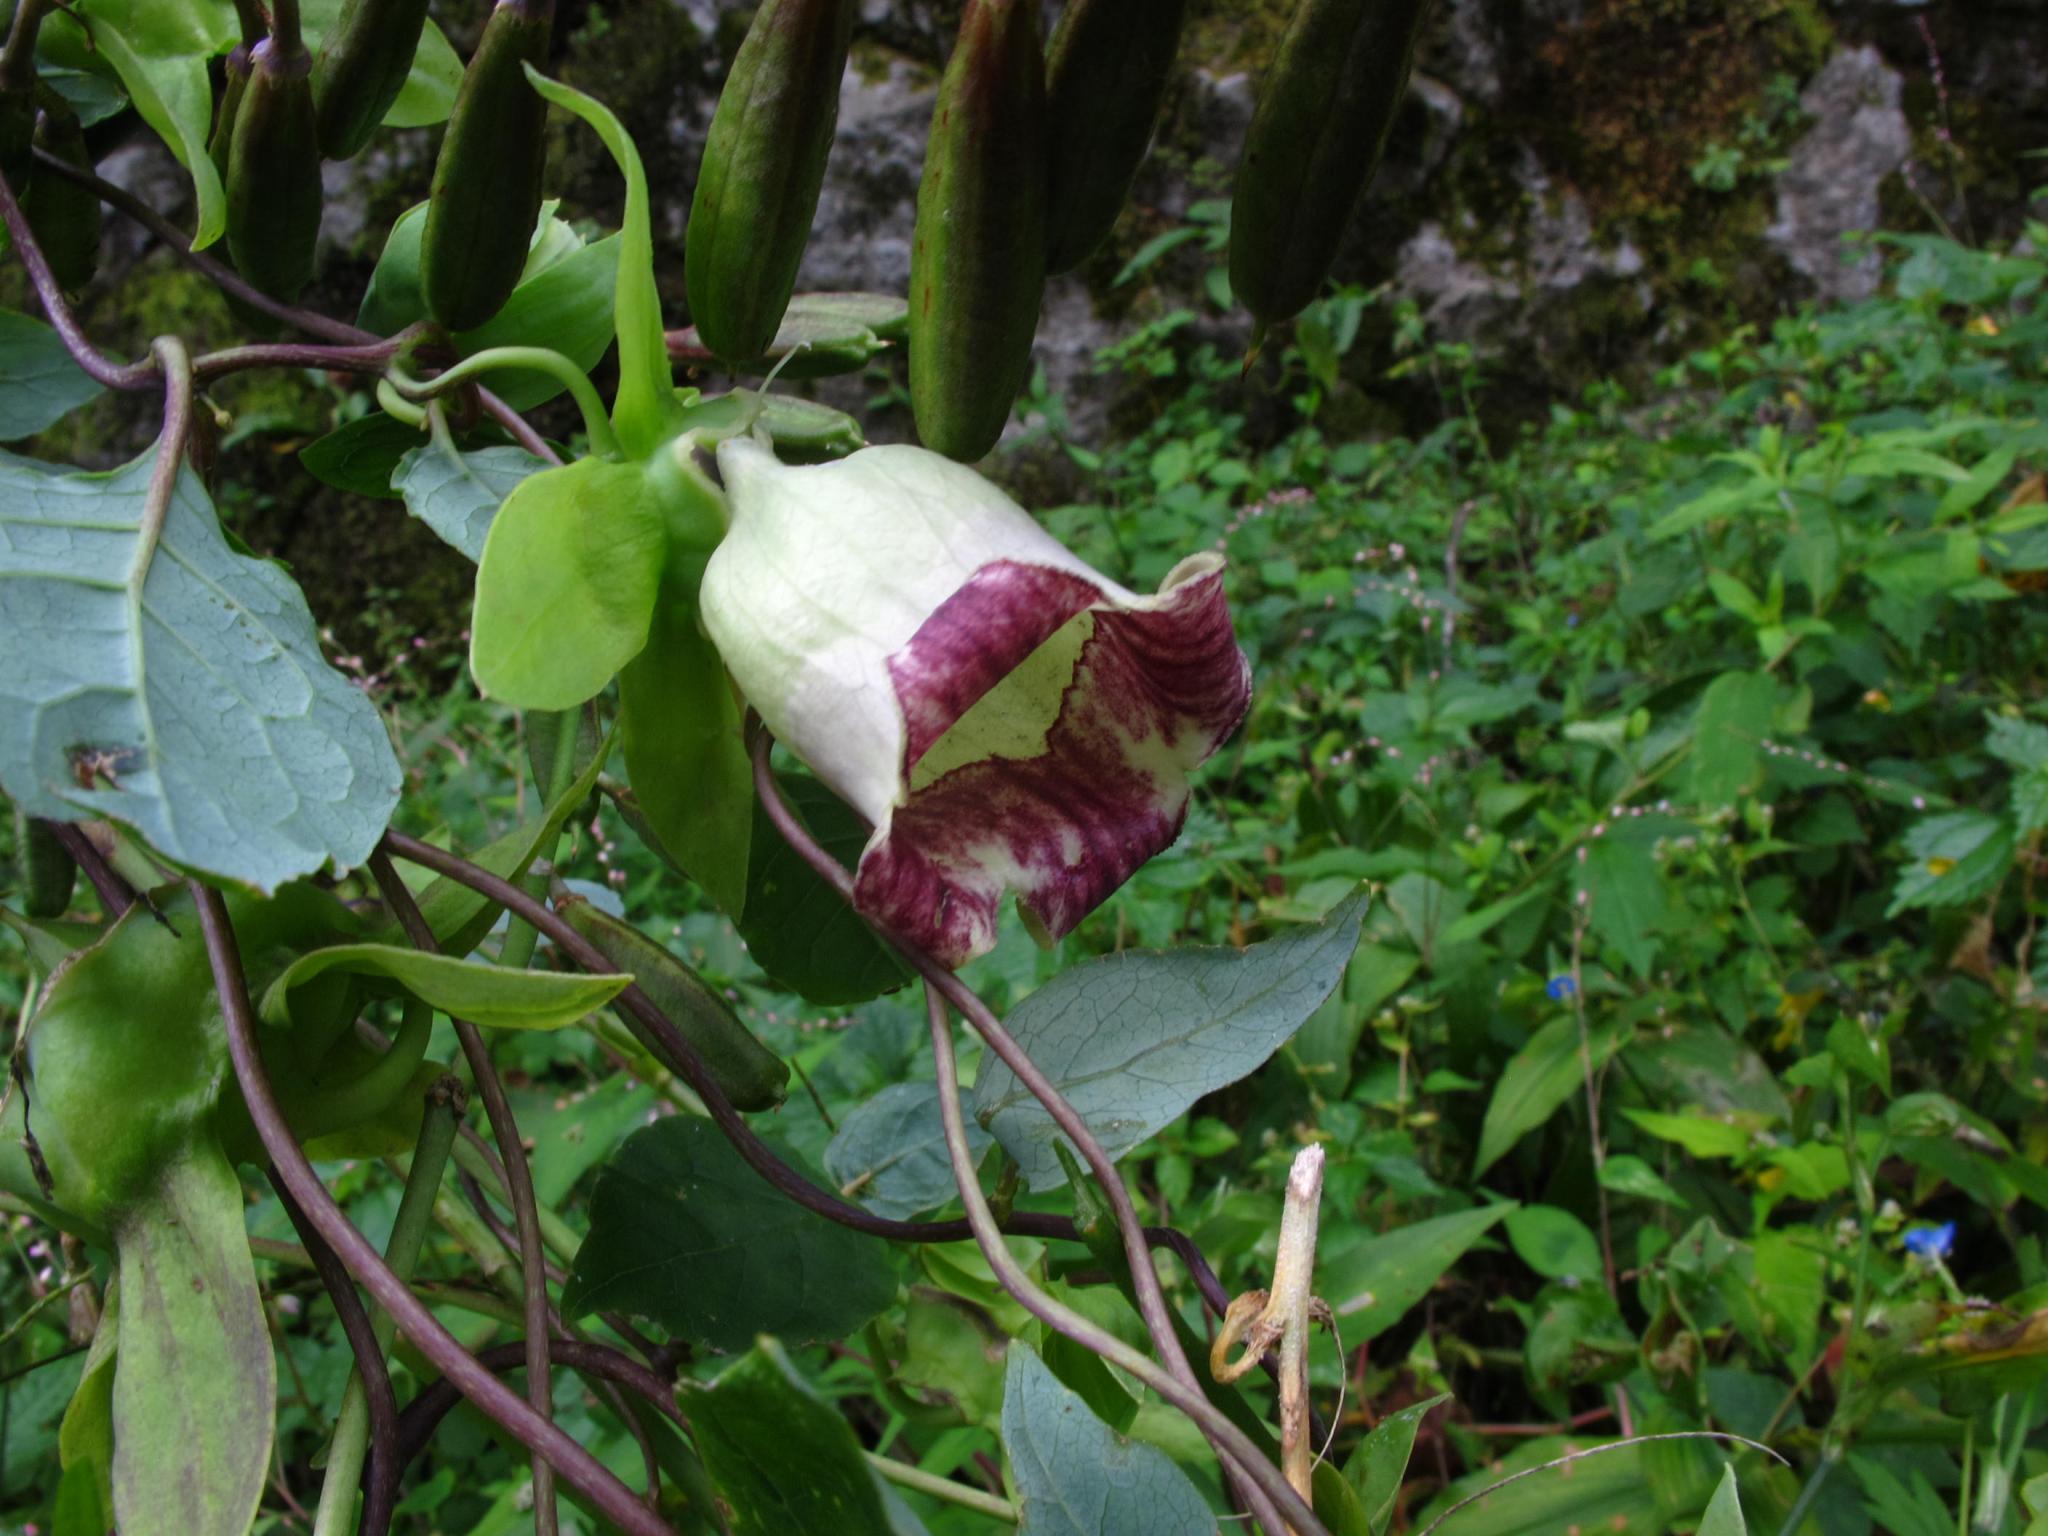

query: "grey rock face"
left=1766, top=46, right=1912, bottom=302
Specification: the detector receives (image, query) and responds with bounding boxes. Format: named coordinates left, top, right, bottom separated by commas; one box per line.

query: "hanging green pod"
left=208, top=43, right=253, bottom=180
left=421, top=0, right=553, bottom=332
left=22, top=101, right=102, bottom=294
left=311, top=0, right=434, bottom=160
left=557, top=894, right=790, bottom=1112
left=226, top=35, right=323, bottom=302
left=1042, top=0, right=1188, bottom=275
left=1229, top=0, right=1434, bottom=327
left=685, top=0, right=856, bottom=364
left=14, top=810, right=76, bottom=921
left=908, top=0, right=1048, bottom=463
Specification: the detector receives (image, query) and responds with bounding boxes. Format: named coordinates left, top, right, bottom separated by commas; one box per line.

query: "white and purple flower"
left=700, top=438, right=1252, bottom=967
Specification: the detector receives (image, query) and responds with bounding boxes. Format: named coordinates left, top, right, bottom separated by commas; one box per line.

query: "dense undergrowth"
left=6, top=217, right=2048, bottom=1534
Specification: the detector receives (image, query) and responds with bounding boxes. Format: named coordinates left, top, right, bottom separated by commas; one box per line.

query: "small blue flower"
left=1546, top=975, right=1577, bottom=1001
left=1566, top=613, right=1581, bottom=629
left=1902, top=1222, right=1956, bottom=1261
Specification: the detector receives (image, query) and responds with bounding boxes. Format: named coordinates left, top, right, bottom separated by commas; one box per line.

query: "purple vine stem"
left=740, top=730, right=1313, bottom=1525
left=190, top=881, right=673, bottom=1536
left=41, top=822, right=135, bottom=918
left=22, top=148, right=559, bottom=461
left=0, top=165, right=155, bottom=390
left=268, top=1174, right=401, bottom=1535
left=368, top=853, right=560, bottom=1536
left=923, top=985, right=1309, bottom=1536
left=393, top=1339, right=683, bottom=1470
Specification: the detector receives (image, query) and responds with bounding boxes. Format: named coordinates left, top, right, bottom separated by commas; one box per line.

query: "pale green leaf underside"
left=823, top=1081, right=992, bottom=1222
left=0, top=447, right=402, bottom=889
left=0, top=310, right=106, bottom=440
left=973, top=890, right=1368, bottom=1190
left=112, top=1148, right=274, bottom=1536
left=1000, top=1346, right=1218, bottom=1536
left=393, top=441, right=550, bottom=563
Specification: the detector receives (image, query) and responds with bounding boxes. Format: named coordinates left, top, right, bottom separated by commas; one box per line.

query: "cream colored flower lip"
left=703, top=438, right=1251, bottom=966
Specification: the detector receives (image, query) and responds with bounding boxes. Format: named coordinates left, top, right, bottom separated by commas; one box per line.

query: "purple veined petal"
left=854, top=554, right=1251, bottom=967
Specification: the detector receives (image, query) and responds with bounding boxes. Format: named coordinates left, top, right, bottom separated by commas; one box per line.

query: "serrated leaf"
left=0, top=443, right=402, bottom=889
left=739, top=770, right=908, bottom=1006
left=260, top=942, right=628, bottom=1032
left=824, top=1081, right=990, bottom=1221
left=1986, top=712, right=2048, bottom=834
left=562, top=1116, right=895, bottom=1350
left=685, top=1339, right=893, bottom=1536
left=1323, top=1204, right=1512, bottom=1340
left=1577, top=825, right=1670, bottom=976
left=111, top=1149, right=274, bottom=1536
left=973, top=891, right=1367, bottom=1190
left=0, top=309, right=105, bottom=440
left=1000, top=1345, right=1218, bottom=1536
left=392, top=439, right=549, bottom=562
left=1689, top=670, right=1775, bottom=806
left=1886, top=810, right=2014, bottom=917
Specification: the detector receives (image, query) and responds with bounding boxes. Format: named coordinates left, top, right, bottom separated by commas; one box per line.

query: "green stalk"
left=312, top=1078, right=463, bottom=1536
left=496, top=708, right=584, bottom=973
left=449, top=1127, right=582, bottom=1267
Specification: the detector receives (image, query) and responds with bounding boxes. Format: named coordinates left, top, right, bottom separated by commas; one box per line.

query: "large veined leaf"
left=973, top=892, right=1368, bottom=1190
left=684, top=1339, right=893, bottom=1536
left=391, top=440, right=550, bottom=563
left=111, top=1149, right=275, bottom=1536
left=0, top=445, right=402, bottom=889
left=562, top=1116, right=896, bottom=1350
left=0, top=310, right=105, bottom=440
left=1000, top=1345, right=1218, bottom=1536
left=824, top=1081, right=991, bottom=1221
left=260, top=943, right=629, bottom=1032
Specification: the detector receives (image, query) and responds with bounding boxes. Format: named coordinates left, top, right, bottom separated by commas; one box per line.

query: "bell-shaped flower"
left=700, top=439, right=1252, bottom=967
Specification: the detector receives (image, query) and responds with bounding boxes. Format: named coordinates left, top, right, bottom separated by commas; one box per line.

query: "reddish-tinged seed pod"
left=1042, top=0, right=1188, bottom=275
left=421, top=0, right=553, bottom=332
left=908, top=0, right=1048, bottom=463
left=685, top=0, right=856, bottom=364
left=1230, top=0, right=1434, bottom=326
left=226, top=35, right=323, bottom=302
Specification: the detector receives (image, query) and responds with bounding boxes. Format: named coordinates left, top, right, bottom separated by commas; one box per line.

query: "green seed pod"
left=209, top=43, right=252, bottom=180
left=1230, top=0, right=1433, bottom=327
left=1042, top=0, right=1188, bottom=275
left=421, top=0, right=553, bottom=332
left=311, top=0, right=434, bottom=161
left=23, top=103, right=102, bottom=294
left=226, top=37, right=323, bottom=302
left=557, top=895, right=790, bottom=1113
left=686, top=0, right=856, bottom=364
left=15, top=811, right=76, bottom=921
left=908, top=0, right=1048, bottom=463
